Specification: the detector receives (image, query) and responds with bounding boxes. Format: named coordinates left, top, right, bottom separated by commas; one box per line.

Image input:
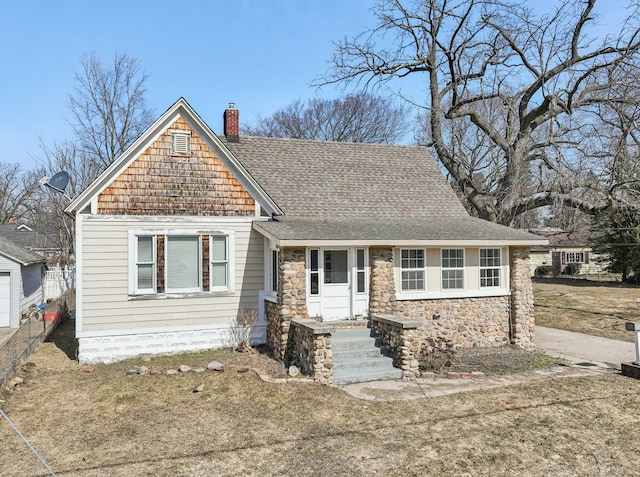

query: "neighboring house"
left=528, top=228, right=605, bottom=276
left=0, top=235, right=45, bottom=328
left=66, top=98, right=546, bottom=366
left=0, top=223, right=63, bottom=264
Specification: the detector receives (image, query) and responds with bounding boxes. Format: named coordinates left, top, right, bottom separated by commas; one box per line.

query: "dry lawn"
left=2, top=319, right=640, bottom=476
left=534, top=278, right=640, bottom=342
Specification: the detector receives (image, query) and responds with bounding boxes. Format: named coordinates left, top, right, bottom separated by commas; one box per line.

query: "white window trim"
left=355, top=248, right=368, bottom=295
left=395, top=247, right=511, bottom=301
left=565, top=251, right=585, bottom=263
left=129, top=234, right=157, bottom=295
left=399, top=248, right=427, bottom=293
left=441, top=248, right=465, bottom=291
left=480, top=248, right=502, bottom=289
left=128, top=228, right=235, bottom=297
left=209, top=233, right=235, bottom=293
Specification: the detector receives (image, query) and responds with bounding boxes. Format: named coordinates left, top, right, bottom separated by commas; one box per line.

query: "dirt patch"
left=444, top=346, right=561, bottom=375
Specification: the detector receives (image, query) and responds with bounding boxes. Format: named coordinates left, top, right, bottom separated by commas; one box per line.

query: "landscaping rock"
left=166, top=369, right=178, bottom=375
left=193, top=367, right=205, bottom=373
left=193, top=383, right=204, bottom=393
left=150, top=366, right=163, bottom=375
left=126, top=369, right=137, bottom=376
left=7, top=377, right=24, bottom=388
left=81, top=365, right=95, bottom=373
left=178, top=365, right=192, bottom=373
left=136, top=366, right=149, bottom=375
left=207, top=361, right=224, bottom=371
left=288, top=365, right=300, bottom=377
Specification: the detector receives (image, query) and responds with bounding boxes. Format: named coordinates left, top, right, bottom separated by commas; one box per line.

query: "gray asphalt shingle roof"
left=222, top=136, right=468, bottom=219
left=254, top=216, right=545, bottom=243
left=222, top=136, right=544, bottom=245
left=0, top=224, right=61, bottom=252
left=0, top=235, right=45, bottom=265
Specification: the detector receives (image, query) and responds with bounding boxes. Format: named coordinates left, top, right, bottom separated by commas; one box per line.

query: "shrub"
left=228, top=309, right=259, bottom=353
left=535, top=265, right=553, bottom=277
left=565, top=262, right=582, bottom=275
left=417, top=337, right=456, bottom=373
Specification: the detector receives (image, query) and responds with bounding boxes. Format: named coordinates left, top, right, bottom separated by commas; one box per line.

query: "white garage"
left=0, top=236, right=45, bottom=329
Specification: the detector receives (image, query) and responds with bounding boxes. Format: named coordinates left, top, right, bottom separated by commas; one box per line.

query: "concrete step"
left=333, top=364, right=403, bottom=384
left=331, top=328, right=401, bottom=384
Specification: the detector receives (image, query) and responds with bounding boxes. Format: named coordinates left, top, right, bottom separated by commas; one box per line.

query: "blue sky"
left=0, top=0, right=631, bottom=171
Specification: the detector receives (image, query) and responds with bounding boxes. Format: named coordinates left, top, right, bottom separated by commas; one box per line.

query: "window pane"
left=357, top=271, right=365, bottom=293
left=402, top=270, right=424, bottom=291
left=138, top=236, right=153, bottom=262
left=211, top=236, right=227, bottom=260
left=211, top=263, right=227, bottom=287
left=310, top=273, right=319, bottom=295
left=137, top=264, right=154, bottom=289
left=272, top=250, right=278, bottom=292
left=357, top=249, right=365, bottom=269
left=167, top=236, right=199, bottom=289
left=324, top=250, right=348, bottom=284
left=310, top=249, right=319, bottom=271
left=442, top=269, right=463, bottom=289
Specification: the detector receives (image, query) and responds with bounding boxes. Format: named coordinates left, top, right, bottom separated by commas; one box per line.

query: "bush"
left=417, top=337, right=456, bottom=373
left=565, top=262, right=582, bottom=275
left=228, top=309, right=259, bottom=353
left=535, top=265, right=553, bottom=277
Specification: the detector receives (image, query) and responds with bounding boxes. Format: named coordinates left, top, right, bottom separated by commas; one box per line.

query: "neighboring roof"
left=528, top=229, right=590, bottom=250
left=254, top=216, right=547, bottom=246
left=65, top=98, right=282, bottom=216
left=0, top=235, right=46, bottom=266
left=222, top=136, right=468, bottom=219
left=0, top=224, right=61, bottom=252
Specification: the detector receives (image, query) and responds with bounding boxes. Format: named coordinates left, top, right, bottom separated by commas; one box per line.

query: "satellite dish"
left=46, top=171, right=70, bottom=193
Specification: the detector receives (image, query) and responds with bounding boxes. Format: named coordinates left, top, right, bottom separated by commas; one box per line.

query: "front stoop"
left=331, top=326, right=403, bottom=384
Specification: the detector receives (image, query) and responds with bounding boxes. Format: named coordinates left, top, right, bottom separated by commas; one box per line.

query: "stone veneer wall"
left=268, top=248, right=308, bottom=361
left=264, top=300, right=285, bottom=360
left=369, top=314, right=420, bottom=378
left=369, top=247, right=396, bottom=315
left=509, top=247, right=535, bottom=348
left=286, top=319, right=333, bottom=384
left=396, top=296, right=511, bottom=349
left=368, top=246, right=535, bottom=351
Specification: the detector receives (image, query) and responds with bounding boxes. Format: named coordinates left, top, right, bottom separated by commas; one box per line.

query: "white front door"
left=320, top=249, right=351, bottom=320
left=0, top=272, right=11, bottom=327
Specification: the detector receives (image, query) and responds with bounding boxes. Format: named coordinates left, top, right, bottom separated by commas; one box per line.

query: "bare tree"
left=321, top=0, right=640, bottom=225
left=0, top=162, right=40, bottom=224
left=244, top=93, right=409, bottom=143
left=69, top=51, right=154, bottom=171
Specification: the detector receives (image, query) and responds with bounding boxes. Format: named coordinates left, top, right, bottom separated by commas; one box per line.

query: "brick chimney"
left=223, top=102, right=239, bottom=142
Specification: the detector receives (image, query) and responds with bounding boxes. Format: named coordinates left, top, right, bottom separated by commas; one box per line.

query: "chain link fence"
left=0, top=313, right=59, bottom=390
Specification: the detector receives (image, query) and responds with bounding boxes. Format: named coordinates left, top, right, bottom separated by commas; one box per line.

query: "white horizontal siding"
left=0, top=256, right=21, bottom=328
left=79, top=216, right=265, bottom=334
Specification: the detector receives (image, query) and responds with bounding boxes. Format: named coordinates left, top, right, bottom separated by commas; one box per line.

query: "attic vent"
left=172, top=132, right=191, bottom=155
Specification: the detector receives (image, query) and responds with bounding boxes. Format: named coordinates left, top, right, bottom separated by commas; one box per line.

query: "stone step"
left=331, top=327, right=375, bottom=341
left=332, top=346, right=390, bottom=362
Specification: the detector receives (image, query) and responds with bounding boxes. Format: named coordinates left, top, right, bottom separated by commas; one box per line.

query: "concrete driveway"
left=535, top=326, right=636, bottom=368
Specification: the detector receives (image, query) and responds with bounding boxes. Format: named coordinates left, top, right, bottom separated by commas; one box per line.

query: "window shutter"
left=584, top=251, right=589, bottom=264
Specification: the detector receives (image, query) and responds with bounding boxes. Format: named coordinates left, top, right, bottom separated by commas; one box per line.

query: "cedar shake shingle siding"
left=99, top=118, right=255, bottom=216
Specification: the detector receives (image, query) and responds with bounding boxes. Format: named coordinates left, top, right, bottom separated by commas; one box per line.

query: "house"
left=0, top=223, right=63, bottom=265
left=0, top=235, right=46, bottom=328
left=528, top=228, right=605, bottom=276
left=66, top=98, right=546, bottom=374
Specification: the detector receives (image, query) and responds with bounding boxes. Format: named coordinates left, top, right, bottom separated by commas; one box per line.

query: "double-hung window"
left=210, top=235, right=228, bottom=289
left=400, top=249, right=425, bottom=291
left=480, top=248, right=501, bottom=288
left=442, top=249, right=464, bottom=290
left=135, top=236, right=156, bottom=293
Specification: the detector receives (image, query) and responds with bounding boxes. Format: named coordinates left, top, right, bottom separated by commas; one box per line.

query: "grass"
left=534, top=278, right=640, bottom=342
left=2, top=280, right=640, bottom=476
